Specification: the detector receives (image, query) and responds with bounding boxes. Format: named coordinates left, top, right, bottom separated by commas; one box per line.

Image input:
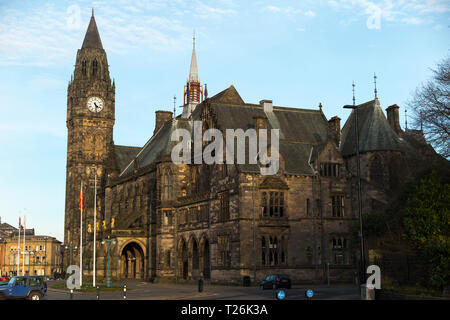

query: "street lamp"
left=102, top=237, right=116, bottom=288
left=343, top=84, right=366, bottom=284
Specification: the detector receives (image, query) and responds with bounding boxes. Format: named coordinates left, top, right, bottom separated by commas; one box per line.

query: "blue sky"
left=0, top=0, right=449, bottom=241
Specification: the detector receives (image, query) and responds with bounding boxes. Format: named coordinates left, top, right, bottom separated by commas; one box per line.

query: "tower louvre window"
left=81, top=60, right=87, bottom=76
left=92, top=59, right=98, bottom=76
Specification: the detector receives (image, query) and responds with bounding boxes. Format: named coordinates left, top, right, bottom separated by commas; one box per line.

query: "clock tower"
left=64, top=11, right=115, bottom=267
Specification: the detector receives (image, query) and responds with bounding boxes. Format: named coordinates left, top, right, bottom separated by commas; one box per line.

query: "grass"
left=51, top=283, right=127, bottom=292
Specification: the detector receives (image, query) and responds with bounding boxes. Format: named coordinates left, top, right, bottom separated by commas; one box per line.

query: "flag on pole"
left=79, top=186, right=83, bottom=210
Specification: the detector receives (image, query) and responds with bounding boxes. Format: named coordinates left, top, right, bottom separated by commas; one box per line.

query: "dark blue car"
left=0, top=276, right=47, bottom=300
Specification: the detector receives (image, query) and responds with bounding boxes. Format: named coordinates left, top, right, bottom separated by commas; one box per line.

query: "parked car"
left=0, top=276, right=47, bottom=300
left=261, top=274, right=292, bottom=290
left=0, top=276, right=10, bottom=282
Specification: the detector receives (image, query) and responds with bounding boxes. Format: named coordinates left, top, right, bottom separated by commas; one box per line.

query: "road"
left=44, top=280, right=360, bottom=300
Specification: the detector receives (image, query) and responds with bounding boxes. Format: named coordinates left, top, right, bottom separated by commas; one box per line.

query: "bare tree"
left=408, top=56, right=450, bottom=158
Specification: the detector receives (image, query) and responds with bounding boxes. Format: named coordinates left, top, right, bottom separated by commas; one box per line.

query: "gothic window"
left=81, top=60, right=87, bottom=76
left=319, top=163, right=341, bottom=177
left=306, top=198, right=311, bottom=217
left=218, top=191, right=230, bottom=221
left=217, top=235, right=230, bottom=266
left=331, top=195, right=345, bottom=217
left=331, top=237, right=349, bottom=265
left=94, top=134, right=104, bottom=159
left=162, top=171, right=173, bottom=200
left=370, top=155, right=384, bottom=186
left=92, top=59, right=98, bottom=76
left=261, top=191, right=285, bottom=218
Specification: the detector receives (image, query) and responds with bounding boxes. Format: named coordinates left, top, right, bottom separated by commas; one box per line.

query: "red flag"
left=79, top=186, right=83, bottom=210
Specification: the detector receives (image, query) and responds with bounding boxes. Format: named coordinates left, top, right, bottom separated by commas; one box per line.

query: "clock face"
left=87, top=96, right=104, bottom=113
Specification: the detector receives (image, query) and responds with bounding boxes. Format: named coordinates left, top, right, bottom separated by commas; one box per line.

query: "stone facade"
left=64, top=15, right=445, bottom=285
left=1, top=234, right=62, bottom=277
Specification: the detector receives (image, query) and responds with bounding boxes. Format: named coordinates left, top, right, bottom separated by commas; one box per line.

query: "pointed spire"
left=189, top=30, right=198, bottom=82
left=82, top=10, right=103, bottom=49
left=204, top=83, right=208, bottom=98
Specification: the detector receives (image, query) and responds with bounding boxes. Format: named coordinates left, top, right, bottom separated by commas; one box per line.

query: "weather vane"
left=173, top=95, right=176, bottom=116
left=374, top=73, right=378, bottom=99
left=352, top=81, right=356, bottom=106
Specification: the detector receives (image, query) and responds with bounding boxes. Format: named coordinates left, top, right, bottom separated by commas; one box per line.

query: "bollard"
left=96, top=286, right=100, bottom=300
left=123, top=284, right=127, bottom=299
left=198, top=279, right=203, bottom=293
left=70, top=289, right=73, bottom=300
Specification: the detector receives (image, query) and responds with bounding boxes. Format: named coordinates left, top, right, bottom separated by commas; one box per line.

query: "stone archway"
left=202, top=239, right=210, bottom=280
left=178, top=238, right=188, bottom=280
left=121, top=242, right=144, bottom=279
left=191, top=239, right=200, bottom=280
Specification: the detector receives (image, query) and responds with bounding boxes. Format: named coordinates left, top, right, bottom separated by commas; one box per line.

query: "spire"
left=189, top=30, right=198, bottom=82
left=82, top=11, right=103, bottom=49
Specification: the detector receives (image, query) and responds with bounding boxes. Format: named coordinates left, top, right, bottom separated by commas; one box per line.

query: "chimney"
left=328, top=116, right=341, bottom=147
left=386, top=104, right=402, bottom=135
left=154, top=110, right=173, bottom=135
left=260, top=100, right=273, bottom=113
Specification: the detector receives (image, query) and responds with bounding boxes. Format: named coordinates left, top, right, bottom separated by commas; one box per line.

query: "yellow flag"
left=102, top=220, right=106, bottom=230
left=88, top=224, right=92, bottom=233
left=96, top=222, right=99, bottom=231
left=111, top=218, right=115, bottom=228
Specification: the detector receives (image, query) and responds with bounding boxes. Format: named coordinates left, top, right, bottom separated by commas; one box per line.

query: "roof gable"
left=209, top=85, right=245, bottom=105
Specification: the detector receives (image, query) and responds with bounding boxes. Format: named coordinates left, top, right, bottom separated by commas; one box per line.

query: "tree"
left=408, top=56, right=450, bottom=158
left=403, top=171, right=450, bottom=290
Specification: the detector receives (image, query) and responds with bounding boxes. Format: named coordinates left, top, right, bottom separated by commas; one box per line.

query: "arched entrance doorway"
left=191, top=239, right=199, bottom=279
left=178, top=238, right=188, bottom=279
left=121, top=242, right=144, bottom=279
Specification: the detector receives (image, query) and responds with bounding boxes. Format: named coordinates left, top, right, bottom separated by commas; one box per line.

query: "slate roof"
left=114, top=145, right=142, bottom=172
left=340, top=99, right=403, bottom=157
left=82, top=14, right=103, bottom=49
left=119, top=86, right=330, bottom=177
left=120, top=118, right=192, bottom=176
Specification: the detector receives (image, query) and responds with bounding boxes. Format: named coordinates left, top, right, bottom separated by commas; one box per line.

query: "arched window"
left=162, top=171, right=173, bottom=200
left=92, top=59, right=98, bottom=76
left=81, top=60, right=87, bottom=76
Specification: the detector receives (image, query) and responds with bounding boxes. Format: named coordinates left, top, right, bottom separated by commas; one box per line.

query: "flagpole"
left=93, top=171, right=96, bottom=287
left=80, top=181, right=83, bottom=287
left=22, top=213, right=26, bottom=276
left=17, top=217, right=21, bottom=275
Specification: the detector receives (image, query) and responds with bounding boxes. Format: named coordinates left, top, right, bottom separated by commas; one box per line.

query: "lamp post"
left=343, top=91, right=366, bottom=284
left=102, top=237, right=116, bottom=288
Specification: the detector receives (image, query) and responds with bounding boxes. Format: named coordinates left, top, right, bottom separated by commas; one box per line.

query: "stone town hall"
left=64, top=13, right=442, bottom=284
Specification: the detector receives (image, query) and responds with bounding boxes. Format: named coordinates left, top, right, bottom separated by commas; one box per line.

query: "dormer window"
left=319, top=163, right=341, bottom=177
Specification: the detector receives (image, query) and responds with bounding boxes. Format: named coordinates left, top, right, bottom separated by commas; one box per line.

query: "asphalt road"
left=44, top=280, right=360, bottom=300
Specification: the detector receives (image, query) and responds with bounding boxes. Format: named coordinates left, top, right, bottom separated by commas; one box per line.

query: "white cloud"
left=327, top=0, right=449, bottom=29
left=264, top=5, right=316, bottom=18
left=0, top=0, right=237, bottom=66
